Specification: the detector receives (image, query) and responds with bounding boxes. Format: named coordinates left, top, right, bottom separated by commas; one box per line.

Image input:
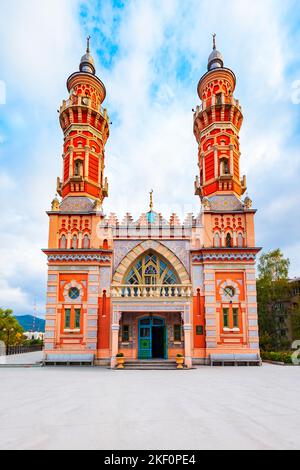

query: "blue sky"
left=0, top=0, right=300, bottom=318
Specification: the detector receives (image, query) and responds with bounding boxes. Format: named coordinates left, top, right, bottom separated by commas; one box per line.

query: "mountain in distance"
left=14, top=315, right=46, bottom=332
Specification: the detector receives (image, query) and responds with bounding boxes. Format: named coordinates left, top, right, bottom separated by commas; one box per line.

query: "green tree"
left=0, top=308, right=24, bottom=346
left=257, top=249, right=290, bottom=351
left=258, top=249, right=290, bottom=283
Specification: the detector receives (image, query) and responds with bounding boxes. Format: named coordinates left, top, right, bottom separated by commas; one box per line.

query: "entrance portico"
left=111, top=300, right=193, bottom=368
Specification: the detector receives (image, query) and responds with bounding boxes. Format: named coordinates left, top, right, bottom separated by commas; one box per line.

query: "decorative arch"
left=237, top=232, right=244, bottom=248
left=63, top=280, right=84, bottom=302
left=214, top=232, right=221, bottom=248
left=59, top=234, right=67, bottom=249
left=82, top=234, right=90, bottom=249
left=112, top=240, right=190, bottom=285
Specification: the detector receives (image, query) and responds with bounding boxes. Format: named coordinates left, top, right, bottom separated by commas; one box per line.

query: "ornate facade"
left=43, top=38, right=261, bottom=367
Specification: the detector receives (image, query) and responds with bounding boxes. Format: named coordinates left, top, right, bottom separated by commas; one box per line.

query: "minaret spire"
left=149, top=189, right=154, bottom=211
left=86, top=35, right=91, bottom=53
left=212, top=33, right=216, bottom=50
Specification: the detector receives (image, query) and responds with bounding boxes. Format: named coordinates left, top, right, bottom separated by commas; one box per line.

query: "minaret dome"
left=80, top=36, right=96, bottom=75
left=207, top=34, right=224, bottom=71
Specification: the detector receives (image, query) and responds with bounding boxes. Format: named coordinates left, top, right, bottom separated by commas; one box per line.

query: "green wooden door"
left=138, top=318, right=152, bottom=359
left=138, top=317, right=167, bottom=359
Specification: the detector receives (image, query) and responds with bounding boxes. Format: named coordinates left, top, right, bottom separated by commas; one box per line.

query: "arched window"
left=83, top=234, right=90, bottom=249
left=74, top=160, right=83, bottom=177
left=125, top=252, right=178, bottom=286
left=71, top=234, right=78, bottom=249
left=60, top=234, right=67, bottom=249
left=226, top=233, right=232, bottom=248
left=237, top=233, right=244, bottom=248
left=214, top=232, right=220, bottom=247
left=220, top=158, right=230, bottom=175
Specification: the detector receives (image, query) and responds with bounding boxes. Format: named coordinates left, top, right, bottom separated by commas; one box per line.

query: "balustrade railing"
left=60, top=96, right=108, bottom=119
left=193, top=95, right=241, bottom=120
left=111, top=284, right=192, bottom=299
left=0, top=345, right=43, bottom=357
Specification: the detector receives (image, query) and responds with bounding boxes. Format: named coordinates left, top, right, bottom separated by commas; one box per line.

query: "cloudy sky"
left=0, top=0, right=300, bottom=318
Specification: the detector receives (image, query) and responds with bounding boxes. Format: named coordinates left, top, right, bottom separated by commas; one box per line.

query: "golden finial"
left=149, top=189, right=154, bottom=211
left=212, top=33, right=216, bottom=50
left=87, top=35, right=91, bottom=53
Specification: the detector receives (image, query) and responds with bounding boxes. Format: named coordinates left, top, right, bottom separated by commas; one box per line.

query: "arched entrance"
left=138, top=316, right=167, bottom=359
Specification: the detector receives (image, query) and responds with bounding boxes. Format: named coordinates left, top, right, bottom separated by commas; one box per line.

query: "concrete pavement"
left=0, top=364, right=299, bottom=450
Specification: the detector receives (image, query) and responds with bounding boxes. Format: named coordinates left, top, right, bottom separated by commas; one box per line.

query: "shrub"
left=261, top=351, right=293, bottom=364
left=116, top=353, right=124, bottom=358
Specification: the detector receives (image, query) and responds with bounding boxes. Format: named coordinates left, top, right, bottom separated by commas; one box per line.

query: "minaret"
left=193, top=36, right=254, bottom=249
left=57, top=37, right=109, bottom=204
left=191, top=37, right=260, bottom=358
left=43, top=40, right=113, bottom=359
left=194, top=34, right=246, bottom=201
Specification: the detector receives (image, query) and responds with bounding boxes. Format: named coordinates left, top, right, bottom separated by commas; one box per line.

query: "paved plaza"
left=0, top=362, right=299, bottom=450
left=0, top=351, right=43, bottom=366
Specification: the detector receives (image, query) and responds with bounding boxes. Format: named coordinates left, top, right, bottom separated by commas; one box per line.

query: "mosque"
left=43, top=36, right=261, bottom=367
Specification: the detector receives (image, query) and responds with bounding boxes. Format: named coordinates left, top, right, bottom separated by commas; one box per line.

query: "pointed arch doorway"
left=138, top=316, right=167, bottom=359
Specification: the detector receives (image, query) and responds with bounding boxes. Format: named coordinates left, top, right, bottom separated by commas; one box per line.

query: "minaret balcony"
left=193, top=95, right=242, bottom=122
left=60, top=96, right=108, bottom=121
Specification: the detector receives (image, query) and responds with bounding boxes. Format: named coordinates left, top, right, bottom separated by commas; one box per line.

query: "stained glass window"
left=69, top=287, right=80, bottom=300
left=75, top=309, right=81, bottom=329
left=233, top=308, right=239, bottom=328
left=223, top=308, right=229, bottom=328
left=64, top=309, right=71, bottom=329
left=125, top=252, right=178, bottom=285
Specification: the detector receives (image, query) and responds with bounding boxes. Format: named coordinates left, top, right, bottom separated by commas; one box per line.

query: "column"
left=214, top=146, right=218, bottom=178
left=183, top=325, right=192, bottom=369
left=110, top=307, right=121, bottom=368
left=69, top=146, right=74, bottom=178
left=84, top=146, right=89, bottom=179
left=201, top=153, right=205, bottom=182
left=182, top=304, right=192, bottom=368
left=229, top=144, right=234, bottom=175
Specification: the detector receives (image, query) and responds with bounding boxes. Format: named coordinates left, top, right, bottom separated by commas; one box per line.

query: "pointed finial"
left=212, top=33, right=216, bottom=50
left=87, top=35, right=91, bottom=53
left=149, top=189, right=154, bottom=211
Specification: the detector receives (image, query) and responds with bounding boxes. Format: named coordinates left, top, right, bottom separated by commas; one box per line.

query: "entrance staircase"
left=122, top=359, right=178, bottom=370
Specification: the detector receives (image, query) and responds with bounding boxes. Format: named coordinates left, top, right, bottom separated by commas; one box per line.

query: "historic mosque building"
left=43, top=37, right=261, bottom=367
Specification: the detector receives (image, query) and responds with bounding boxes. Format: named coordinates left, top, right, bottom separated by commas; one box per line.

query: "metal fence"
left=0, top=345, right=44, bottom=356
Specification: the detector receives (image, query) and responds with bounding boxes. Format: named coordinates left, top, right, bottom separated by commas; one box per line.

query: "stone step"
left=125, top=359, right=176, bottom=365
left=117, top=359, right=180, bottom=370
left=125, top=367, right=178, bottom=370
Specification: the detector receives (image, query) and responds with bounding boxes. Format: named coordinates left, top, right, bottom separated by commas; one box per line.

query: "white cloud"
left=0, top=279, right=30, bottom=312
left=0, top=0, right=82, bottom=314
left=0, top=0, right=299, bottom=314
